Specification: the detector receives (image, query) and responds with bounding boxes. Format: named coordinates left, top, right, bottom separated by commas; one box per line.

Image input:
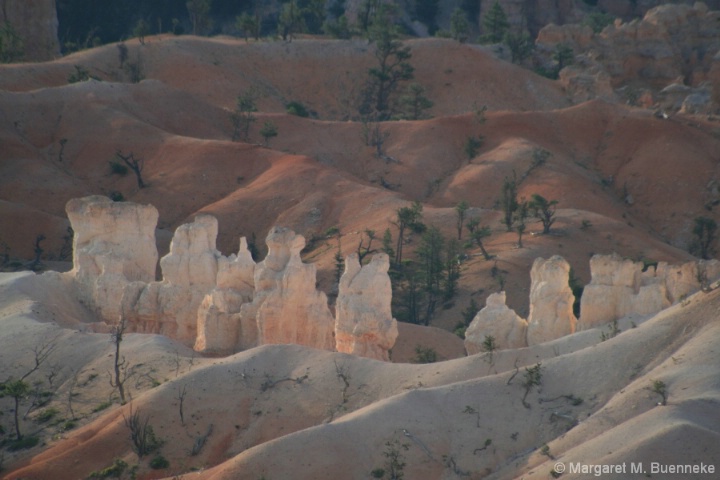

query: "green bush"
left=87, top=459, right=128, bottom=479
left=7, top=436, right=40, bottom=451
left=413, top=345, right=438, bottom=363
left=149, top=454, right=169, bottom=469
left=36, top=407, right=60, bottom=423
left=286, top=100, right=310, bottom=117
left=109, top=161, right=128, bottom=176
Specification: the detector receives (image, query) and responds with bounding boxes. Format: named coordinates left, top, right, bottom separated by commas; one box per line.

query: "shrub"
left=108, top=191, right=124, bottom=202
left=6, top=436, right=40, bottom=451
left=149, top=454, right=169, bottom=469
left=92, top=401, right=112, bottom=413
left=36, top=407, right=60, bottom=423
left=109, top=161, right=128, bottom=176
left=413, top=345, right=438, bottom=364
left=286, top=101, right=310, bottom=117
left=87, top=459, right=128, bottom=479
left=464, top=135, right=484, bottom=160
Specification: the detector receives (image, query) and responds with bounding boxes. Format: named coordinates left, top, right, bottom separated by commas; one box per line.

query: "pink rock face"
left=123, top=215, right=223, bottom=345
left=244, top=227, right=335, bottom=351
left=464, top=292, right=528, bottom=353
left=526, top=256, right=577, bottom=345
left=194, top=237, right=256, bottom=354
left=65, top=196, right=158, bottom=322
left=580, top=254, right=720, bottom=330
left=335, top=253, right=398, bottom=361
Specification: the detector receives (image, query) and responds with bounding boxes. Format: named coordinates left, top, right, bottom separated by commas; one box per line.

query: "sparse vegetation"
left=529, top=194, right=558, bottom=234
left=482, top=335, right=497, bottom=365
left=652, top=380, right=667, bottom=406
left=231, top=89, right=258, bottom=142
left=464, top=135, right=484, bottom=160
left=521, top=363, right=543, bottom=408
left=372, top=439, right=409, bottom=479
left=123, top=405, right=162, bottom=458
left=115, top=150, right=145, bottom=189
left=260, top=120, right=279, bottom=146
left=690, top=216, right=717, bottom=260
left=413, top=345, right=438, bottom=364
left=500, top=173, right=519, bottom=232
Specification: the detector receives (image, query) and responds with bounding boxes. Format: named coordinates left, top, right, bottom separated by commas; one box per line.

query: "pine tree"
left=482, top=1, right=509, bottom=44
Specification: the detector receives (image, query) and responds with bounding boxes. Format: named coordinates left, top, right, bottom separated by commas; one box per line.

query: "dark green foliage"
left=414, top=345, right=438, bottom=363
left=187, top=0, right=212, bottom=35
left=500, top=173, right=519, bottom=232
left=393, top=201, right=424, bottom=267
left=455, top=201, right=469, bottom=240
left=36, top=407, right=60, bottom=423
left=133, top=18, right=149, bottom=44
left=417, top=226, right=445, bottom=320
left=231, top=89, right=258, bottom=142
left=6, top=435, right=40, bottom=451
left=652, top=380, right=667, bottom=405
left=260, top=120, right=278, bottom=146
left=464, top=135, right=484, bottom=160
left=397, top=83, right=433, bottom=120
left=236, top=12, right=260, bottom=40
left=482, top=1, right=509, bottom=44
left=278, top=0, right=306, bottom=41
left=455, top=298, right=479, bottom=337
left=382, top=228, right=394, bottom=260
left=149, top=454, right=169, bottom=469
left=286, top=100, right=310, bottom=117
left=568, top=267, right=584, bottom=317
left=109, top=191, right=125, bottom=202
left=690, top=216, right=717, bottom=259
left=529, top=193, right=558, bottom=234
left=450, top=8, right=470, bottom=43
left=467, top=218, right=492, bottom=260
left=68, top=65, right=98, bottom=83
left=582, top=12, right=614, bottom=33
left=323, top=14, right=352, bottom=39
left=360, top=6, right=415, bottom=120
left=415, top=0, right=440, bottom=34
left=553, top=43, right=575, bottom=72
left=504, top=31, right=534, bottom=64
left=521, top=363, right=543, bottom=408
left=461, top=0, right=480, bottom=25
left=87, top=459, right=128, bottom=479
left=0, top=21, right=24, bottom=63
left=123, top=407, right=162, bottom=457
left=109, top=161, right=129, bottom=176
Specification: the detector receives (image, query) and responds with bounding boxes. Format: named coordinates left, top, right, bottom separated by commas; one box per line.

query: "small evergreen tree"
left=504, top=30, right=534, bottom=64
left=260, top=120, right=278, bottom=146
left=398, top=83, right=433, bottom=120
left=529, top=194, right=558, bottom=234
left=455, top=200, right=469, bottom=240
left=500, top=173, right=519, bottom=232
left=450, top=7, right=470, bottom=43
left=691, top=216, right=717, bottom=259
left=231, top=89, right=258, bottom=142
left=467, top=218, right=492, bottom=260
left=482, top=1, right=509, bottom=44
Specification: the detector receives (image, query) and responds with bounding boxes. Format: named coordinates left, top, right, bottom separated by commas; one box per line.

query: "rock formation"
left=579, top=254, right=720, bottom=329
left=194, top=237, right=256, bottom=354
left=464, top=292, right=528, bottom=354
left=65, top=196, right=158, bottom=323
left=537, top=3, right=720, bottom=108
left=122, top=215, right=224, bottom=344
left=240, top=227, right=335, bottom=351
left=335, top=253, right=398, bottom=361
left=526, top=256, right=578, bottom=345
left=0, top=0, right=60, bottom=61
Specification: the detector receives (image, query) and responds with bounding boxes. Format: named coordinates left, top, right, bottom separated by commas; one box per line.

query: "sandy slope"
left=3, top=269, right=718, bottom=480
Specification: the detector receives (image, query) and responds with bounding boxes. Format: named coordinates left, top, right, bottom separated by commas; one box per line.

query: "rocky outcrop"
left=335, top=253, right=398, bottom=361
left=0, top=0, right=60, bottom=61
left=537, top=3, right=720, bottom=106
left=194, top=237, right=256, bottom=354
left=65, top=196, right=158, bottom=323
left=123, top=215, right=224, bottom=344
left=240, top=227, right=335, bottom=351
left=464, top=292, right=528, bottom=353
left=526, top=256, right=577, bottom=345
left=579, top=254, right=720, bottom=329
